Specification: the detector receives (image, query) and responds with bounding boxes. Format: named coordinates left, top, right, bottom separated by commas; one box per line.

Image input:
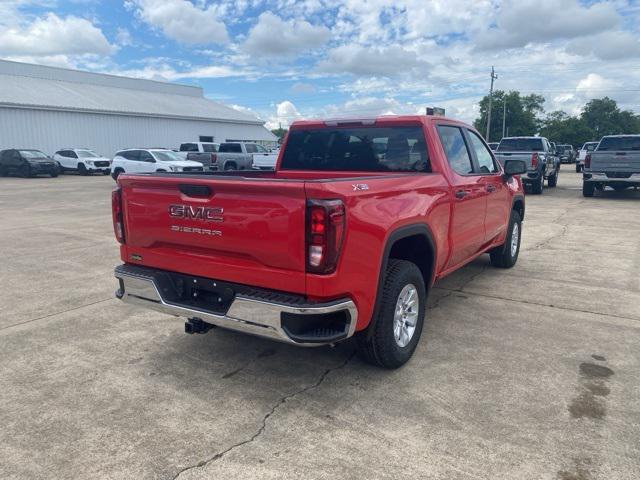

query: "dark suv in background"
left=0, top=149, right=59, bottom=178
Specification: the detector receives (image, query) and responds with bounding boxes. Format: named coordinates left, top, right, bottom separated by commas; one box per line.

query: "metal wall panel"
left=0, top=108, right=277, bottom=157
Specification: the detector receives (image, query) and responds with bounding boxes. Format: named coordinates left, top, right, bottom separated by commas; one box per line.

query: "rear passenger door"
left=122, top=150, right=141, bottom=172
left=437, top=125, right=487, bottom=269
left=464, top=129, right=510, bottom=245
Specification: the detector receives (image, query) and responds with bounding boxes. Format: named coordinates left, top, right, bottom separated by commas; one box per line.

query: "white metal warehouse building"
left=0, top=60, right=277, bottom=157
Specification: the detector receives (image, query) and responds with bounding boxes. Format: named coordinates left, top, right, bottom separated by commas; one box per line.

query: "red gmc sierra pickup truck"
left=113, top=115, right=527, bottom=368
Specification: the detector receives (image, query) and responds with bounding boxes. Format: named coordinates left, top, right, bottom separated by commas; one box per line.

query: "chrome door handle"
left=486, top=184, right=496, bottom=192
left=455, top=190, right=467, bottom=199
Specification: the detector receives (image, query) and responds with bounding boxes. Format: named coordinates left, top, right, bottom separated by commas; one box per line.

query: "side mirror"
left=503, top=159, right=527, bottom=177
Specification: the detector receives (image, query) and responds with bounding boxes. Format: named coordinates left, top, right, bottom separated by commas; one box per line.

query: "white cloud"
left=0, top=13, right=113, bottom=56
left=243, top=12, right=330, bottom=57
left=291, top=82, right=317, bottom=94
left=566, top=31, right=640, bottom=60
left=476, top=0, right=619, bottom=50
left=127, top=0, right=228, bottom=45
left=317, top=44, right=429, bottom=77
left=115, top=28, right=133, bottom=47
left=265, top=100, right=301, bottom=129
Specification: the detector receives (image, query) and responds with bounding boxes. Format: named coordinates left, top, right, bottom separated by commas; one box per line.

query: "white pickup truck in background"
left=583, top=135, right=640, bottom=196
left=252, top=146, right=279, bottom=170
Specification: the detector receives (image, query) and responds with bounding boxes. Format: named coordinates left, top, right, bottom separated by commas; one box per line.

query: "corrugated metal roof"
left=0, top=60, right=264, bottom=125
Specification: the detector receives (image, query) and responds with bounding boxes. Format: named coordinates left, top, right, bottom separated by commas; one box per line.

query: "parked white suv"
left=53, top=148, right=111, bottom=175
left=111, top=149, right=204, bottom=180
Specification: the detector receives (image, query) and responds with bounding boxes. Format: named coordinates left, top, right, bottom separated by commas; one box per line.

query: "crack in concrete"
left=433, top=287, right=640, bottom=323
left=170, top=350, right=356, bottom=480
left=0, top=297, right=115, bottom=332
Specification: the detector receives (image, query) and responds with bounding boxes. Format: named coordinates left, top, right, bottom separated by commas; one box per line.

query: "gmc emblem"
left=168, top=204, right=224, bottom=223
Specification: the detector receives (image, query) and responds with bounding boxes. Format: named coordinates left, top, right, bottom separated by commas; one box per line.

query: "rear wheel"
left=112, top=168, right=123, bottom=181
left=489, top=210, right=522, bottom=268
left=548, top=170, right=558, bottom=187
left=357, top=259, right=426, bottom=369
left=224, top=162, right=237, bottom=171
left=582, top=181, right=595, bottom=197
left=575, top=163, right=582, bottom=173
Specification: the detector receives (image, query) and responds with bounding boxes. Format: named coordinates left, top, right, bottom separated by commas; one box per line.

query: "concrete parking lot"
left=1, top=171, right=639, bottom=480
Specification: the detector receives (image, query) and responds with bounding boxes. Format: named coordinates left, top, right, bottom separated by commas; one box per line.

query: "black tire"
left=224, top=162, right=237, bottom=171
left=531, top=176, right=543, bottom=194
left=103, top=170, right=110, bottom=175
left=78, top=163, right=88, bottom=176
left=50, top=169, right=58, bottom=178
left=112, top=168, right=123, bottom=181
left=575, top=164, right=582, bottom=173
left=548, top=170, right=558, bottom=187
left=357, top=259, right=426, bottom=369
left=0, top=165, right=8, bottom=177
left=20, top=163, right=32, bottom=178
left=582, top=181, right=595, bottom=197
left=489, top=210, right=522, bottom=268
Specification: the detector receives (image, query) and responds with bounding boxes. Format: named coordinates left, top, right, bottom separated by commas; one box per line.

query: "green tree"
left=271, top=128, right=288, bottom=140
left=474, top=90, right=545, bottom=142
left=580, top=97, right=640, bottom=138
left=539, top=111, right=595, bottom=148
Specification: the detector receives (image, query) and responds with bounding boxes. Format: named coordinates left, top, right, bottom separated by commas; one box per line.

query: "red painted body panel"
left=116, top=115, right=524, bottom=332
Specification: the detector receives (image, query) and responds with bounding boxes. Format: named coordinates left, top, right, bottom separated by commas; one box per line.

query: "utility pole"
left=485, top=66, right=498, bottom=141
left=502, top=99, right=506, bottom=140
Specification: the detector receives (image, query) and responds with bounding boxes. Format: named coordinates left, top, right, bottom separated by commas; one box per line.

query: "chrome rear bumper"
left=114, top=265, right=357, bottom=346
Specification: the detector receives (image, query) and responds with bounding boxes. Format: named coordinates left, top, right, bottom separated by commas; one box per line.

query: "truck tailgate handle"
left=179, top=184, right=211, bottom=197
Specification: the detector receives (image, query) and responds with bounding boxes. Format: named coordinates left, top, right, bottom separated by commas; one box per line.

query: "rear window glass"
left=497, top=138, right=544, bottom=152
left=19, top=150, right=48, bottom=158
left=582, top=143, right=597, bottom=151
left=220, top=143, right=242, bottom=153
left=597, top=137, right=640, bottom=151
left=180, top=143, right=198, bottom=152
left=202, top=144, right=216, bottom=152
left=280, top=126, right=430, bottom=172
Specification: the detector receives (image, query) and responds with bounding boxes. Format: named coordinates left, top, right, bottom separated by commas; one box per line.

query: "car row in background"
left=176, top=141, right=278, bottom=171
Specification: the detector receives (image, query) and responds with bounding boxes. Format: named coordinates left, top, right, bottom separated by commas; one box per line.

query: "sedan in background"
left=0, top=149, right=59, bottom=178
left=54, top=148, right=111, bottom=175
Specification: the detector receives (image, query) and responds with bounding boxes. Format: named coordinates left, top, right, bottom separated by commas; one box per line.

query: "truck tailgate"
left=495, top=152, right=534, bottom=169
left=590, top=152, right=640, bottom=173
left=118, top=175, right=307, bottom=294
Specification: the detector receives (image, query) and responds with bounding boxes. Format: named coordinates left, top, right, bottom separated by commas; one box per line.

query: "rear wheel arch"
left=366, top=224, right=436, bottom=338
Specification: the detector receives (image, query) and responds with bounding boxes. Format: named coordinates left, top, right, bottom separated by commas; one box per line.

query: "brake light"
left=306, top=200, right=345, bottom=274
left=112, top=186, right=125, bottom=244
left=585, top=153, right=591, bottom=169
left=210, top=153, right=217, bottom=164
left=531, top=152, right=538, bottom=168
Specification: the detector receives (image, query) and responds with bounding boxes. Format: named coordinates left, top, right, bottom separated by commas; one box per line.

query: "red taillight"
left=112, top=186, right=125, bottom=244
left=531, top=152, right=538, bottom=168
left=585, top=153, right=591, bottom=169
left=210, top=153, right=217, bottom=164
left=306, top=200, right=345, bottom=274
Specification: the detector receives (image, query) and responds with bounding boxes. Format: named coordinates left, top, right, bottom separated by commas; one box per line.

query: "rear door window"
left=436, top=125, right=474, bottom=175
left=280, top=126, right=429, bottom=172
left=245, top=144, right=258, bottom=153
left=202, top=144, right=216, bottom=152
left=122, top=150, right=140, bottom=161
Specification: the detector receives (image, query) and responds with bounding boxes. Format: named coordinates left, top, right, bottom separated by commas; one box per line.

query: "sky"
left=0, top=0, right=639, bottom=129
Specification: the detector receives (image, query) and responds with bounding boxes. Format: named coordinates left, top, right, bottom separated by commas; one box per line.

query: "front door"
left=436, top=125, right=487, bottom=269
